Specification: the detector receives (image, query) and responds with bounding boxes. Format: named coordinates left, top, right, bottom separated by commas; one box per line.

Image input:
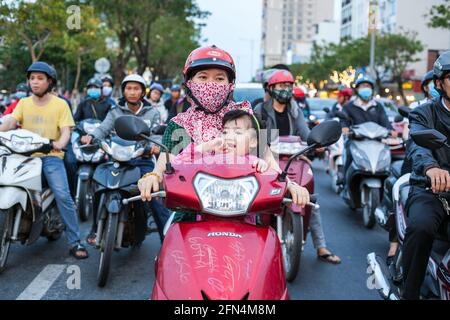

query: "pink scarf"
left=172, top=81, right=253, bottom=143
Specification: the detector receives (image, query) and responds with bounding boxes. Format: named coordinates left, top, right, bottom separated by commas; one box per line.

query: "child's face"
left=222, top=117, right=258, bottom=156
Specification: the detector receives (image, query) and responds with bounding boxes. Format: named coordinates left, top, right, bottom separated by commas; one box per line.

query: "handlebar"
left=122, top=191, right=166, bottom=205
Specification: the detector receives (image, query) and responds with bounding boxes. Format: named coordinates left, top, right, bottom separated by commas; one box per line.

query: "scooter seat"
left=391, top=161, right=404, bottom=179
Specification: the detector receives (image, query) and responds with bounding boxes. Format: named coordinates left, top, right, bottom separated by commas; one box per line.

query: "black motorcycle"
left=72, top=119, right=106, bottom=221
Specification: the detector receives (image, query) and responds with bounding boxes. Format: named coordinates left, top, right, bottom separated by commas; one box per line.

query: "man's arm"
left=91, top=109, right=115, bottom=140
left=53, top=126, right=72, bottom=150
left=0, top=116, right=18, bottom=132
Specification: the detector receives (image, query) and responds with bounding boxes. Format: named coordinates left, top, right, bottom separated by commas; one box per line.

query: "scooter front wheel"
left=97, top=211, right=118, bottom=287
left=282, top=209, right=303, bottom=282
left=363, top=188, right=379, bottom=229
left=0, top=209, right=14, bottom=273
left=77, top=180, right=93, bottom=222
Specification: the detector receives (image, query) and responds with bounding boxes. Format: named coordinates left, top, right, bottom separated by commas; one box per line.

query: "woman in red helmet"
left=138, top=46, right=310, bottom=208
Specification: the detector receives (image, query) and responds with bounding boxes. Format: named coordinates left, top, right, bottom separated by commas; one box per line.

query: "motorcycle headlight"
left=350, top=145, right=371, bottom=171
left=72, top=143, right=84, bottom=161
left=194, top=173, right=259, bottom=217
left=377, top=148, right=391, bottom=171
left=0, top=135, right=44, bottom=153
left=83, top=122, right=101, bottom=135
left=91, top=149, right=105, bottom=163
left=111, top=143, right=135, bottom=162
left=309, top=115, right=317, bottom=121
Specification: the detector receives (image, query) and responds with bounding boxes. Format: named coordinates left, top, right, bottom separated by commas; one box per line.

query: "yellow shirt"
left=12, top=95, right=75, bottom=158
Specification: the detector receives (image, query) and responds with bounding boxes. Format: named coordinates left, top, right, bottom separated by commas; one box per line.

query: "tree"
left=428, top=0, right=450, bottom=29
left=0, top=0, right=67, bottom=62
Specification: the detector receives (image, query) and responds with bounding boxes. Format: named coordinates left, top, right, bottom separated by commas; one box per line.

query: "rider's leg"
left=402, top=187, right=447, bottom=299
left=63, top=142, right=78, bottom=199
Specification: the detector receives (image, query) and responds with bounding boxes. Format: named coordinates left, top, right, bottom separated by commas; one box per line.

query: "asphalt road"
left=0, top=160, right=388, bottom=300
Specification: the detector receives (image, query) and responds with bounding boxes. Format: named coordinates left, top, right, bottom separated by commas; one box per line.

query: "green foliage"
left=428, top=0, right=450, bottom=29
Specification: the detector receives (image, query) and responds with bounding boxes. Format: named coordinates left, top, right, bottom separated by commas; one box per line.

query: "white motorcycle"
left=0, top=129, right=64, bottom=273
left=327, top=133, right=344, bottom=194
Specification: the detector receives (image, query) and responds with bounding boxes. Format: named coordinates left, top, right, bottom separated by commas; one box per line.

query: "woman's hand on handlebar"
left=287, top=182, right=310, bottom=208
left=138, top=173, right=160, bottom=202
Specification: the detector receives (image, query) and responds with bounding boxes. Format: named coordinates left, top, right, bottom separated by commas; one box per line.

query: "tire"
left=0, top=209, right=14, bottom=273
left=97, top=211, right=118, bottom=287
left=363, top=188, right=379, bottom=229
left=282, top=209, right=303, bottom=282
left=77, top=180, right=93, bottom=222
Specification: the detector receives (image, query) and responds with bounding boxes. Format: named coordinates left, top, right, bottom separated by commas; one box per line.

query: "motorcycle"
left=117, top=116, right=341, bottom=300
left=91, top=131, right=151, bottom=287
left=72, top=119, right=105, bottom=221
left=0, top=129, right=64, bottom=273
left=270, top=136, right=314, bottom=282
left=367, top=128, right=450, bottom=300
left=337, top=112, right=393, bottom=228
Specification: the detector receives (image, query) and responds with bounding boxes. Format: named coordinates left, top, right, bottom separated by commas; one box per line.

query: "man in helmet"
left=401, top=51, right=450, bottom=300
left=0, top=61, right=88, bottom=259
left=147, top=82, right=167, bottom=123
left=337, top=77, right=397, bottom=186
left=409, top=71, right=440, bottom=109
left=326, top=87, right=353, bottom=120
left=164, top=84, right=182, bottom=117
left=254, top=69, right=341, bottom=264
left=74, top=78, right=113, bottom=122
left=81, top=74, right=170, bottom=244
left=101, top=75, right=117, bottom=107
left=3, top=83, right=29, bottom=116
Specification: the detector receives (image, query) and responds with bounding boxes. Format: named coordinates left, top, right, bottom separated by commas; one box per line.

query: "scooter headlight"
left=350, top=145, right=371, bottom=171
left=91, top=148, right=105, bottom=163
left=193, top=173, right=259, bottom=217
left=376, top=148, right=391, bottom=171
left=270, top=142, right=305, bottom=155
left=111, top=143, right=135, bottom=162
left=0, top=135, right=44, bottom=153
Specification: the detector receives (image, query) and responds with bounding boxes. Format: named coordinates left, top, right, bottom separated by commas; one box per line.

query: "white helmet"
left=121, top=74, right=147, bottom=96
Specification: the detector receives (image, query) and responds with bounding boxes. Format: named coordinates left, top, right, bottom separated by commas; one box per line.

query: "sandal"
left=86, top=232, right=97, bottom=246
left=70, top=243, right=89, bottom=260
left=318, top=252, right=341, bottom=264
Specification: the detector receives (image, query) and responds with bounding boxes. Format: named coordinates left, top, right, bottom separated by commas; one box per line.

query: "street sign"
left=95, top=58, right=111, bottom=74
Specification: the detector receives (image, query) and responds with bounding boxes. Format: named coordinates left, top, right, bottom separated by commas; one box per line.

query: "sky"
left=195, top=0, right=262, bottom=83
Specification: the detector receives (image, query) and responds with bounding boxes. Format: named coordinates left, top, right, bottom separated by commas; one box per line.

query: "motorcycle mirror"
left=152, top=124, right=167, bottom=136
left=307, top=120, right=342, bottom=148
left=394, top=115, right=404, bottom=123
left=114, top=116, right=150, bottom=141
left=410, top=129, right=448, bottom=150
left=397, top=106, right=411, bottom=118
left=323, top=107, right=330, bottom=113
left=335, top=111, right=349, bottom=121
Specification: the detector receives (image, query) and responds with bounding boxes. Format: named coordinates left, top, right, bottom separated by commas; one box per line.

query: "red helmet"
left=268, top=70, right=295, bottom=87
left=338, top=87, right=353, bottom=98
left=183, top=45, right=236, bottom=82
left=293, top=87, right=305, bottom=98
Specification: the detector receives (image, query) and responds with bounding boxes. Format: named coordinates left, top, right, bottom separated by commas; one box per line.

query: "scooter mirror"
left=307, top=120, right=342, bottom=147
left=411, top=129, right=448, bottom=150
left=335, top=111, right=350, bottom=121
left=114, top=116, right=150, bottom=141
left=152, top=124, right=167, bottom=136
left=323, top=107, right=330, bottom=113
left=397, top=106, right=411, bottom=118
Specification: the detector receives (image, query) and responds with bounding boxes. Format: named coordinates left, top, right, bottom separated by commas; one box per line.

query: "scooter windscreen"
left=101, top=135, right=145, bottom=162
left=352, top=122, right=389, bottom=140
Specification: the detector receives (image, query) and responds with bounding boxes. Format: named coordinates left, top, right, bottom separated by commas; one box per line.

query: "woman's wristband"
left=141, top=172, right=162, bottom=183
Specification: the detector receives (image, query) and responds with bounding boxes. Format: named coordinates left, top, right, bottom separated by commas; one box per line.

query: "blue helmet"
left=355, top=76, right=375, bottom=89
left=433, top=51, right=450, bottom=79
left=27, top=61, right=57, bottom=82
left=150, top=83, right=164, bottom=93
left=421, top=71, right=434, bottom=89
left=170, top=84, right=181, bottom=92
left=86, top=78, right=102, bottom=88
left=16, top=83, right=29, bottom=92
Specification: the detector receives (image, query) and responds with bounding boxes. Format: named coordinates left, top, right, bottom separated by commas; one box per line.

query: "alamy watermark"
left=66, top=5, right=81, bottom=30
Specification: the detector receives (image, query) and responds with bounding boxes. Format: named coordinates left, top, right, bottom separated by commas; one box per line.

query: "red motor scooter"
left=116, top=116, right=341, bottom=300
left=270, top=136, right=314, bottom=282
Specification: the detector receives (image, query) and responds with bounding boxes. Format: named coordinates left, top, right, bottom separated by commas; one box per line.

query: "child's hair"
left=222, top=109, right=264, bottom=137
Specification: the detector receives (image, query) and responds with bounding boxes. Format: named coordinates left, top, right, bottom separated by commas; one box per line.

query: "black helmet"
left=87, top=78, right=102, bottom=88
left=433, top=51, right=450, bottom=79
left=16, top=83, right=29, bottom=92
left=421, top=70, right=434, bottom=91
left=101, top=75, right=114, bottom=86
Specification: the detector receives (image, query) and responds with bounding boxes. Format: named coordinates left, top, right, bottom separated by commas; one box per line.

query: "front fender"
left=78, top=165, right=94, bottom=181
left=0, top=187, right=28, bottom=211
left=361, top=178, right=382, bottom=189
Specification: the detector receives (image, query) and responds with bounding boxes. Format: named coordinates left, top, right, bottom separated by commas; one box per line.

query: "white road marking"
left=16, top=264, right=66, bottom=300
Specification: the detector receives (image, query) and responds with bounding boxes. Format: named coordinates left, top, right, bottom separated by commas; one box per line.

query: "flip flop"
left=318, top=253, right=341, bottom=264
left=70, top=243, right=89, bottom=260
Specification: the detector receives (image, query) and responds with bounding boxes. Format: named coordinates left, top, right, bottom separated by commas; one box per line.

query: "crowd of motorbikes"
left=0, top=101, right=448, bottom=300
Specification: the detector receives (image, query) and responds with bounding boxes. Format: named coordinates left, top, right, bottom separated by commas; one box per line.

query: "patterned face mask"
left=270, top=88, right=293, bottom=104
left=186, top=80, right=234, bottom=113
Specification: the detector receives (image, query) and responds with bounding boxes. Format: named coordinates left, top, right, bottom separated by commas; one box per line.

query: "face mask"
left=358, top=88, right=373, bottom=101
left=87, top=88, right=101, bottom=99
left=102, top=86, right=113, bottom=97
left=428, top=82, right=440, bottom=99
left=270, top=88, right=293, bottom=104
left=15, top=92, right=27, bottom=99
left=186, top=80, right=233, bottom=113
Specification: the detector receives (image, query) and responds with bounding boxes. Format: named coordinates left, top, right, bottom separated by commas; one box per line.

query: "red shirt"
left=3, top=98, right=20, bottom=115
